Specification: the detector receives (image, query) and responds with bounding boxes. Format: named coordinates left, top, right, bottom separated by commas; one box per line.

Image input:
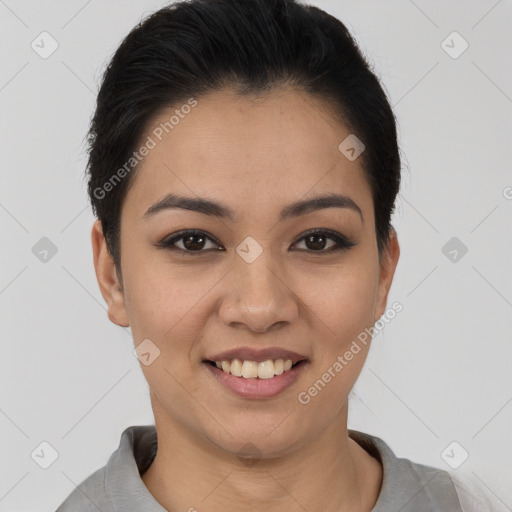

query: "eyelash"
left=157, top=228, right=356, bottom=256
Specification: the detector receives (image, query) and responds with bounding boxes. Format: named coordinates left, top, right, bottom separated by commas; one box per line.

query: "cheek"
left=123, top=264, right=221, bottom=399
left=296, top=269, right=376, bottom=415
left=294, top=260, right=379, bottom=345
left=123, top=259, right=211, bottom=339
left=332, top=279, right=377, bottom=346
left=125, top=268, right=210, bottom=409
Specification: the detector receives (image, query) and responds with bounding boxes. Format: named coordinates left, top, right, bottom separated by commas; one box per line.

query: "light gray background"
left=0, top=1, right=511, bottom=510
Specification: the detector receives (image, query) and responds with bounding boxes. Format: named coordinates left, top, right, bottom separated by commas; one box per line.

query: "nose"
left=218, top=250, right=299, bottom=334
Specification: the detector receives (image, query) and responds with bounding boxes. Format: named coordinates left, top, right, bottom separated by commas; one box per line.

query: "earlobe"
left=375, top=227, right=400, bottom=322
left=91, top=220, right=130, bottom=327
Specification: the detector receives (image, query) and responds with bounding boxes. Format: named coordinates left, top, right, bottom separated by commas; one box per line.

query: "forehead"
left=122, top=87, right=373, bottom=222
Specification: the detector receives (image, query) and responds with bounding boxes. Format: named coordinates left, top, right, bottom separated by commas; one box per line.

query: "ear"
left=374, top=227, right=400, bottom=322
left=91, top=219, right=130, bottom=327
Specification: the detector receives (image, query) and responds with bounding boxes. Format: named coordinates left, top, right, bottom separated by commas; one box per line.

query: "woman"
left=56, top=0, right=496, bottom=510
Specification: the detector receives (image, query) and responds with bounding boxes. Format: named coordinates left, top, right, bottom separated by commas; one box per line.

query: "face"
left=92, top=87, right=399, bottom=458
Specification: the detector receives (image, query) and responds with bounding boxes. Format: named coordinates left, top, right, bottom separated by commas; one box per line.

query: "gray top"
left=55, top=424, right=469, bottom=511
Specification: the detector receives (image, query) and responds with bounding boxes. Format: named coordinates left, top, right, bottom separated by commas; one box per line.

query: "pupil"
left=184, top=234, right=205, bottom=250
left=306, top=234, right=325, bottom=250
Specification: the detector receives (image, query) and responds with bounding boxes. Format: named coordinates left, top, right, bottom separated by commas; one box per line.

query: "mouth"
left=202, top=348, right=309, bottom=399
left=204, top=358, right=307, bottom=379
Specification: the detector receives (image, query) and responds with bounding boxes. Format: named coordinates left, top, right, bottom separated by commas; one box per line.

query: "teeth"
left=230, top=358, right=242, bottom=377
left=241, top=360, right=258, bottom=378
left=274, top=359, right=284, bottom=375
left=257, top=360, right=275, bottom=379
left=212, top=358, right=298, bottom=379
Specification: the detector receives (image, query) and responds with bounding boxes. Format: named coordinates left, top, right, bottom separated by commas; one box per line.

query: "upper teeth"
left=214, top=359, right=294, bottom=379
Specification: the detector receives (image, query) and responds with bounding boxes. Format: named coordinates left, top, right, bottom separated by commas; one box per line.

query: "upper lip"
left=206, top=347, right=308, bottom=364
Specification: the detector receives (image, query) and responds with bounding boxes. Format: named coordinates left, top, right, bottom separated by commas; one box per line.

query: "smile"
left=204, top=359, right=308, bottom=399
left=210, top=358, right=298, bottom=379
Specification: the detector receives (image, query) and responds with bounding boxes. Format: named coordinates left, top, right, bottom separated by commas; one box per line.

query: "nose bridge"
left=235, top=238, right=284, bottom=299
left=220, top=238, right=298, bottom=331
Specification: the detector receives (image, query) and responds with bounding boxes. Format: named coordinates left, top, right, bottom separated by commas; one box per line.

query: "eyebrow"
left=143, top=192, right=363, bottom=223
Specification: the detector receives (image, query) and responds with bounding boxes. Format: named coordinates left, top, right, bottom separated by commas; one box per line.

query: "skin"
left=92, top=86, right=400, bottom=512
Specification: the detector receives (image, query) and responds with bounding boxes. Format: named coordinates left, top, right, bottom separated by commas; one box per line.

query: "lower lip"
left=204, top=361, right=308, bottom=399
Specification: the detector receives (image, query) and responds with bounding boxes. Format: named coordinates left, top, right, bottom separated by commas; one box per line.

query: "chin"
left=205, top=415, right=308, bottom=461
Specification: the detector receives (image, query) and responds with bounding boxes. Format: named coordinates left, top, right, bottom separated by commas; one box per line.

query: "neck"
left=141, top=400, right=382, bottom=512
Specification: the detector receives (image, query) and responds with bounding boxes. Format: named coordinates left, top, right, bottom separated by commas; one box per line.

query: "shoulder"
left=349, top=429, right=510, bottom=512
left=54, top=425, right=158, bottom=512
left=55, top=465, right=114, bottom=512
left=449, top=470, right=509, bottom=512
left=350, top=429, right=463, bottom=511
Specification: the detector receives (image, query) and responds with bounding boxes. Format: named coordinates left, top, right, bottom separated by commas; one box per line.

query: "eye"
left=157, top=229, right=223, bottom=255
left=157, top=228, right=355, bottom=255
left=292, top=228, right=356, bottom=253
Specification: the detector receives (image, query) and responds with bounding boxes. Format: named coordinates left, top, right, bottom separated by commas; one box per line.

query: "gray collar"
left=103, top=425, right=461, bottom=512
